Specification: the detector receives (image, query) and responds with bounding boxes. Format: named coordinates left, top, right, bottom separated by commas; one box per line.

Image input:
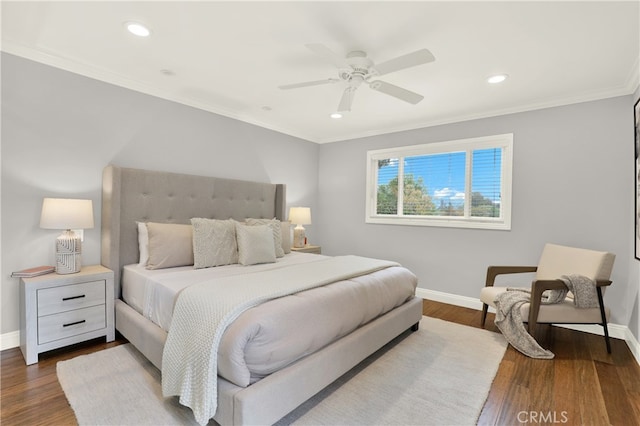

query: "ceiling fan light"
left=330, top=113, right=343, bottom=119
left=488, top=74, right=508, bottom=84
left=126, top=22, right=151, bottom=37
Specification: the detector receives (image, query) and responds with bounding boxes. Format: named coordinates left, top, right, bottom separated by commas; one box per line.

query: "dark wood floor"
left=423, top=301, right=640, bottom=426
left=2, top=300, right=639, bottom=425
left=1, top=336, right=126, bottom=425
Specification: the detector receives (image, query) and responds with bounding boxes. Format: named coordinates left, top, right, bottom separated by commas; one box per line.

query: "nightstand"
left=19, top=264, right=115, bottom=365
left=291, top=245, right=322, bottom=254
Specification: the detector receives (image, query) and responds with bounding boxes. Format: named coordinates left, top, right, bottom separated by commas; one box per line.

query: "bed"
left=100, top=164, right=423, bottom=425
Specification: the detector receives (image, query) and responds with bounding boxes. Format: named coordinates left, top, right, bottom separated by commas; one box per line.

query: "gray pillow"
left=246, top=218, right=285, bottom=257
left=236, top=223, right=276, bottom=266
left=146, top=222, right=194, bottom=269
left=191, top=218, right=239, bottom=269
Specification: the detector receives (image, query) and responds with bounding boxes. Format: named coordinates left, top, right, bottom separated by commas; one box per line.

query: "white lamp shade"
left=288, top=207, right=311, bottom=225
left=40, top=198, right=94, bottom=230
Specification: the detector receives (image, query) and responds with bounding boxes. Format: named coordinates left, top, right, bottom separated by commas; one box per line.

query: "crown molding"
left=4, top=41, right=638, bottom=145
left=1, top=42, right=317, bottom=143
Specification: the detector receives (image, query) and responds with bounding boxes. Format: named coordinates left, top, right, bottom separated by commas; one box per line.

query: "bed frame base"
left=115, top=296, right=423, bottom=425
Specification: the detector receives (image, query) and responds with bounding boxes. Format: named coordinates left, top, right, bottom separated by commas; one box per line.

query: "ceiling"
left=2, top=1, right=639, bottom=144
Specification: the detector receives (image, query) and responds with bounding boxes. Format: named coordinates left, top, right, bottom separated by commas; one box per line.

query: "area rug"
left=57, top=316, right=507, bottom=425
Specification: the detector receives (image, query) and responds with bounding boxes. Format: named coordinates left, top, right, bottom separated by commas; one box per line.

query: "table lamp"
left=289, top=207, right=311, bottom=248
left=40, top=198, right=94, bottom=274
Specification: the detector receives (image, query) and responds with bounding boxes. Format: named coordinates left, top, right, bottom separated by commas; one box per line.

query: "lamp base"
left=56, top=230, right=82, bottom=274
left=293, top=225, right=306, bottom=248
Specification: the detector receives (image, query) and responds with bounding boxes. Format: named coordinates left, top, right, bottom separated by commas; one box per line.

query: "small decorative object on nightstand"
left=291, top=245, right=322, bottom=254
left=19, top=264, right=114, bottom=365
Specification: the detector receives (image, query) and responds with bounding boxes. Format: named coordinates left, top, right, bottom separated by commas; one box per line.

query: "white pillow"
left=137, top=221, right=149, bottom=266
left=191, top=218, right=238, bottom=268
left=236, top=224, right=276, bottom=266
left=245, top=218, right=285, bottom=257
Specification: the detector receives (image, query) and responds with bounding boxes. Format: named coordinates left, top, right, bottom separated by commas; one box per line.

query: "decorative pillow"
left=236, top=223, right=276, bottom=266
left=137, top=221, right=149, bottom=266
left=191, top=218, right=238, bottom=269
left=146, top=222, right=194, bottom=270
left=245, top=218, right=285, bottom=258
left=280, top=221, right=291, bottom=254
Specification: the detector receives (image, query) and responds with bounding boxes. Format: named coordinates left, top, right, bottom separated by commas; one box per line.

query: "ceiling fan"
left=279, top=44, right=435, bottom=112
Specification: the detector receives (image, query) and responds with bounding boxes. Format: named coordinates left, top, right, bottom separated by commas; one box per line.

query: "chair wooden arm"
left=480, top=265, right=537, bottom=328
left=485, top=265, right=538, bottom=287
left=528, top=279, right=566, bottom=331
left=528, top=278, right=611, bottom=332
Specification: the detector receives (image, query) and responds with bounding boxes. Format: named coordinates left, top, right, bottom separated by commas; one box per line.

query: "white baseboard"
left=416, top=287, right=484, bottom=310
left=5, top=290, right=639, bottom=366
left=417, top=288, right=640, bottom=365
left=1, top=330, right=20, bottom=351
left=623, top=327, right=640, bottom=363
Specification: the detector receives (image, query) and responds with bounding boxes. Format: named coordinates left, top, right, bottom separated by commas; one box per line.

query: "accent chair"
left=479, top=243, right=616, bottom=353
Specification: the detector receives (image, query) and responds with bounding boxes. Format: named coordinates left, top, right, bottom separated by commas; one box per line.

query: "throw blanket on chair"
left=161, top=255, right=400, bottom=426
left=493, top=274, right=597, bottom=359
left=559, top=274, right=599, bottom=308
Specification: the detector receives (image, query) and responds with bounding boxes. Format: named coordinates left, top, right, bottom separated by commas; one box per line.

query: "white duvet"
left=122, top=252, right=327, bottom=331
left=123, top=254, right=417, bottom=425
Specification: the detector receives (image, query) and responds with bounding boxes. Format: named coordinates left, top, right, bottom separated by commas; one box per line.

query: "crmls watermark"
left=517, top=411, right=569, bottom=424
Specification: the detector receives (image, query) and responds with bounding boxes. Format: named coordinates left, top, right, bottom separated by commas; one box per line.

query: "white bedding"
left=162, top=255, right=415, bottom=426
left=122, top=252, right=328, bottom=330
left=123, top=251, right=417, bottom=421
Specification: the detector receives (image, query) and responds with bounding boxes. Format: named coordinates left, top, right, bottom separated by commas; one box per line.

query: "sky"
left=377, top=148, right=502, bottom=205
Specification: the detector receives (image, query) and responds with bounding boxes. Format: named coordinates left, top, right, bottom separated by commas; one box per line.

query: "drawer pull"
left=62, top=320, right=86, bottom=328
left=62, top=294, right=86, bottom=301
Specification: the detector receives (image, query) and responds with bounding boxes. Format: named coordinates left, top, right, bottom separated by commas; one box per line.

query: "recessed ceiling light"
left=487, top=74, right=508, bottom=84
left=330, top=113, right=343, bottom=119
left=126, top=22, right=151, bottom=37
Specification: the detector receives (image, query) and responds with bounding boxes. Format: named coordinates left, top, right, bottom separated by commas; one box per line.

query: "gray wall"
left=1, top=53, right=319, bottom=335
left=2, top=51, right=638, bottom=345
left=317, top=96, right=637, bottom=331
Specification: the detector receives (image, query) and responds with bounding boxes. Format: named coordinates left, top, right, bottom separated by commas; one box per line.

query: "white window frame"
left=365, top=133, right=513, bottom=230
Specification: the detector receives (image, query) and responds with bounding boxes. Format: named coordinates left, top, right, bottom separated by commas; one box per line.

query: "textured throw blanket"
left=494, top=274, right=598, bottom=359
left=560, top=274, right=600, bottom=308
left=161, top=255, right=399, bottom=425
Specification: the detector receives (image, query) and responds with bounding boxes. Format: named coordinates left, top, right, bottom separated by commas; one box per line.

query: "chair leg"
left=596, top=287, right=611, bottom=354
left=481, top=303, right=488, bottom=327
left=602, top=322, right=612, bottom=354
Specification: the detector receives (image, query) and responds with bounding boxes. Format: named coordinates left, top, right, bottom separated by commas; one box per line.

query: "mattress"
left=122, top=252, right=417, bottom=386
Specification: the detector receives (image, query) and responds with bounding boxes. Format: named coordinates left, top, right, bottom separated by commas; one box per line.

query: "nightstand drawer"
left=37, top=280, right=106, bottom=316
left=37, top=305, right=106, bottom=344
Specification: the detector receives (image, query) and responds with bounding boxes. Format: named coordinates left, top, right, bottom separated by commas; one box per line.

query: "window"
left=366, top=134, right=513, bottom=230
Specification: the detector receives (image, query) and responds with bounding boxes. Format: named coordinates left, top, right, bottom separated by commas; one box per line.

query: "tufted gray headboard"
left=100, top=164, right=286, bottom=297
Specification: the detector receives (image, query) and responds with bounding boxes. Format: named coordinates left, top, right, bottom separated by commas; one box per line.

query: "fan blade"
left=337, top=87, right=356, bottom=112
left=373, top=48, right=435, bottom=76
left=369, top=81, right=424, bottom=104
left=278, top=78, right=339, bottom=90
left=305, top=43, right=349, bottom=68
